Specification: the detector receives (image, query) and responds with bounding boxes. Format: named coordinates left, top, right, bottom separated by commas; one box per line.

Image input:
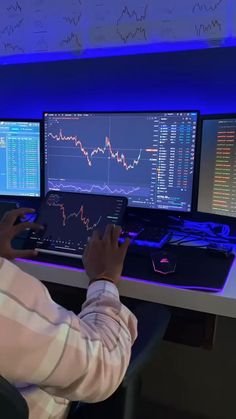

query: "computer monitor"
left=198, top=115, right=236, bottom=218
left=44, top=111, right=198, bottom=212
left=0, top=120, right=41, bottom=197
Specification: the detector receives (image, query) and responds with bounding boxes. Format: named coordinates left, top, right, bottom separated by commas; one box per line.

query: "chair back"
left=0, top=375, right=29, bottom=419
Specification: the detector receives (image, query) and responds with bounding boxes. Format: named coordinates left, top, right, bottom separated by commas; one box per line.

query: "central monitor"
left=44, top=112, right=198, bottom=212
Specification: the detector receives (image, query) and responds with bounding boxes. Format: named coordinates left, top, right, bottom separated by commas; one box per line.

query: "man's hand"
left=0, top=208, right=42, bottom=260
left=82, top=224, right=130, bottom=286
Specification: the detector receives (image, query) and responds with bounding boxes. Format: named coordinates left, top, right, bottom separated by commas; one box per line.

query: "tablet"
left=26, top=191, right=128, bottom=259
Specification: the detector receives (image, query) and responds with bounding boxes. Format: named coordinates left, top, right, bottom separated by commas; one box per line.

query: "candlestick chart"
left=44, top=112, right=198, bottom=212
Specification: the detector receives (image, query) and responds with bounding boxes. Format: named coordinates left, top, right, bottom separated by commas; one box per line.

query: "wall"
left=2, top=46, right=236, bottom=418
left=0, top=46, right=236, bottom=119
left=0, top=0, right=234, bottom=62
left=141, top=315, right=236, bottom=419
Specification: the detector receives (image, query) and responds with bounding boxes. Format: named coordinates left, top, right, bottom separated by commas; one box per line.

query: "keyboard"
left=121, top=224, right=171, bottom=249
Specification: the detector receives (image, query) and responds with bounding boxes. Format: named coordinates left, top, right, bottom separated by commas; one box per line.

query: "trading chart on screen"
left=44, top=112, right=198, bottom=212
left=28, top=191, right=127, bottom=258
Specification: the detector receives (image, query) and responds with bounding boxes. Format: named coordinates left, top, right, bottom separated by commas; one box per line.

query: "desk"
left=15, top=250, right=236, bottom=319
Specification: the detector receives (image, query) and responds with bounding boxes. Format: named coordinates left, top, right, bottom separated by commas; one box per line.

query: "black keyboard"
left=121, top=224, right=171, bottom=248
left=136, top=226, right=170, bottom=242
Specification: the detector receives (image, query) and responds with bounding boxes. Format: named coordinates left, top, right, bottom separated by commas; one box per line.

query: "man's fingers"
left=13, top=222, right=43, bottom=236
left=90, top=229, right=101, bottom=242
left=0, top=208, right=35, bottom=226
left=9, top=249, right=38, bottom=260
left=119, top=237, right=130, bottom=257
left=83, top=237, right=91, bottom=257
left=83, top=229, right=101, bottom=265
left=102, top=224, right=114, bottom=243
left=111, top=225, right=122, bottom=246
left=82, top=244, right=89, bottom=266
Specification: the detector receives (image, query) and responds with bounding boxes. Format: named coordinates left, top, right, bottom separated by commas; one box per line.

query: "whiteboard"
left=0, top=0, right=234, bottom=59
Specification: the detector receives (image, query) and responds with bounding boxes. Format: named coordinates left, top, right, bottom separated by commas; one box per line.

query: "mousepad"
left=122, top=244, right=235, bottom=292
left=15, top=238, right=234, bottom=292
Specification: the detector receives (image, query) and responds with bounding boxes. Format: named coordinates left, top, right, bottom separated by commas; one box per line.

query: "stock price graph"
left=0, top=0, right=233, bottom=62
left=116, top=4, right=148, bottom=44
left=45, top=112, right=198, bottom=212
left=29, top=191, right=127, bottom=258
left=48, top=129, right=143, bottom=171
left=47, top=193, right=102, bottom=230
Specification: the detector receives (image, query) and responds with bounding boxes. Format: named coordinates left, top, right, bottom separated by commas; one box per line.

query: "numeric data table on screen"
left=0, top=120, right=40, bottom=197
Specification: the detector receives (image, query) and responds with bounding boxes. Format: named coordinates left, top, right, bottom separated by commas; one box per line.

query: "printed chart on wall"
left=0, top=0, right=235, bottom=60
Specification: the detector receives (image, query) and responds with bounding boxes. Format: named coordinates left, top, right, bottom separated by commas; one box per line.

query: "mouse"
left=151, top=250, right=177, bottom=275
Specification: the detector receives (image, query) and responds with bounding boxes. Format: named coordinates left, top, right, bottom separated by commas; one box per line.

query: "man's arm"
left=0, top=257, right=137, bottom=402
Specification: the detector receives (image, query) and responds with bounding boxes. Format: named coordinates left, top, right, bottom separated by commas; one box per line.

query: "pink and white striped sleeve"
left=0, top=257, right=137, bottom=403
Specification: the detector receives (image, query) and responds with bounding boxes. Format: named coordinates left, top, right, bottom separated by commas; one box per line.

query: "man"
left=0, top=207, right=137, bottom=419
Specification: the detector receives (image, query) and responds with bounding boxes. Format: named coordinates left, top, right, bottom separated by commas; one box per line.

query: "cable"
left=168, top=218, right=236, bottom=243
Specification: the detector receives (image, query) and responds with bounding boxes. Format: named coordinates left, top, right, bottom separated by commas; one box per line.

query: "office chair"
left=0, top=375, right=29, bottom=419
left=0, top=375, right=79, bottom=419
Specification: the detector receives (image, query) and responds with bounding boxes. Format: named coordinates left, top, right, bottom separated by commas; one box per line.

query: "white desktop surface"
left=15, top=249, right=236, bottom=319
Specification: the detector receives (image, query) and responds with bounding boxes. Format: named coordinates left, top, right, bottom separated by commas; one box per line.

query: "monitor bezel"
left=43, top=110, right=200, bottom=220
left=195, top=113, right=236, bottom=225
left=0, top=118, right=43, bottom=201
